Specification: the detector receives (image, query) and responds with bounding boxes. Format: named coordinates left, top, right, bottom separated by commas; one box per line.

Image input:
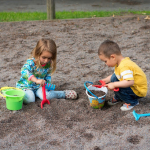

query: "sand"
left=0, top=15, right=150, bottom=149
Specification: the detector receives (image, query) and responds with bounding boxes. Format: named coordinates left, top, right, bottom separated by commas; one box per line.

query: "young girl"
left=16, top=38, right=77, bottom=104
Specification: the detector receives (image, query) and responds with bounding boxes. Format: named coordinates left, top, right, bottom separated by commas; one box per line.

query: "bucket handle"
left=84, top=81, right=98, bottom=99
left=0, top=87, right=22, bottom=98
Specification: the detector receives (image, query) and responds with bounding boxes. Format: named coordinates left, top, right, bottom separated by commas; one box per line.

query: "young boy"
left=98, top=40, right=147, bottom=111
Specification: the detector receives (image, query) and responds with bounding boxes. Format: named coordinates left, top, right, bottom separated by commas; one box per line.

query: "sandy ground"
left=0, top=15, right=150, bottom=149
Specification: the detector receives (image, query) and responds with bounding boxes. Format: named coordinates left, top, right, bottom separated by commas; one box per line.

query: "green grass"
left=0, top=10, right=150, bottom=22
left=0, top=12, right=46, bottom=22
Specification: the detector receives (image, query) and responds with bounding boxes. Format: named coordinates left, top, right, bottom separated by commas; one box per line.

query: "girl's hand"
left=36, top=79, right=46, bottom=87
left=104, top=83, right=116, bottom=91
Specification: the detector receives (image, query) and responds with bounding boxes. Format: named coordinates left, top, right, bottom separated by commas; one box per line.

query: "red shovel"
left=41, top=84, right=50, bottom=109
left=93, top=80, right=119, bottom=92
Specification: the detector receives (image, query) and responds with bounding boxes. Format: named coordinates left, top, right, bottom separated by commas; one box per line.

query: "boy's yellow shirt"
left=115, top=57, right=147, bottom=97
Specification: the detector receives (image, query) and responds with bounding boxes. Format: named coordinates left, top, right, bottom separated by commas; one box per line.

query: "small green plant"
left=0, top=10, right=150, bottom=22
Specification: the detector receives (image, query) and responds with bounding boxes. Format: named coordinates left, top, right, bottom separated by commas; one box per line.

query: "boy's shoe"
left=107, top=97, right=120, bottom=106
left=65, top=90, right=78, bottom=100
left=120, top=102, right=139, bottom=111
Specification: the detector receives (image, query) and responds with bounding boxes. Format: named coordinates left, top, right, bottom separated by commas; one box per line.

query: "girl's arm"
left=30, top=76, right=45, bottom=87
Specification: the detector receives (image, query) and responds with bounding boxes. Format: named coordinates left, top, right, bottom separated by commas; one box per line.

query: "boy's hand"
left=104, top=83, right=116, bottom=91
left=36, top=79, right=46, bottom=87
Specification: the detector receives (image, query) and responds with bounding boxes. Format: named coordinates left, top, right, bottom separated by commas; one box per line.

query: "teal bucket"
left=4, top=90, right=25, bottom=110
left=86, top=85, right=108, bottom=109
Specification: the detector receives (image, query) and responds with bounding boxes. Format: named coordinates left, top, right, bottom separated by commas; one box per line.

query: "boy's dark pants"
left=111, top=73, right=141, bottom=106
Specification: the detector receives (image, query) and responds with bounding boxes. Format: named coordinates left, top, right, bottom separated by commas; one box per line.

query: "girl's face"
left=39, top=51, right=52, bottom=66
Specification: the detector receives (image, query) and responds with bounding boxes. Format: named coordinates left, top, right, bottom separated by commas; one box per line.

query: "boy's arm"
left=114, top=80, right=134, bottom=88
left=106, top=80, right=134, bottom=90
left=102, top=74, right=112, bottom=83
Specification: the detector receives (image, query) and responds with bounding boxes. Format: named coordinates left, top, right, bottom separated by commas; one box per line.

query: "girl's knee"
left=35, top=88, right=43, bottom=100
left=23, top=90, right=35, bottom=104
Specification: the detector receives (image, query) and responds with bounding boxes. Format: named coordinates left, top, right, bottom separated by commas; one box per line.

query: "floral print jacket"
left=16, top=58, right=51, bottom=91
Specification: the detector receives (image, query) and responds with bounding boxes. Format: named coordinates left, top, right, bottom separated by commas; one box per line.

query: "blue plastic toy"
left=132, top=110, right=150, bottom=121
left=84, top=81, right=99, bottom=99
left=45, top=83, right=55, bottom=91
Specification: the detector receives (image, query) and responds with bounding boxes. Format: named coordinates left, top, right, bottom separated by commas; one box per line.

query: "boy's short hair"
left=98, top=40, right=121, bottom=58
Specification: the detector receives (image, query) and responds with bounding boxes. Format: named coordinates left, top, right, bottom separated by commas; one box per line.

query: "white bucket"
left=86, top=85, right=108, bottom=109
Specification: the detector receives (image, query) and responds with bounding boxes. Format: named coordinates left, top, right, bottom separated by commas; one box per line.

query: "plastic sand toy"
left=41, top=84, right=50, bottom=109
left=133, top=110, right=150, bottom=121
left=0, top=87, right=25, bottom=110
left=84, top=81, right=107, bottom=109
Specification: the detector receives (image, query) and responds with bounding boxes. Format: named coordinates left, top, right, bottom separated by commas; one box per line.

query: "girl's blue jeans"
left=23, top=87, right=66, bottom=104
left=111, top=73, right=141, bottom=106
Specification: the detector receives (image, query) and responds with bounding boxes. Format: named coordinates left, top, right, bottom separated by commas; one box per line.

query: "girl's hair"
left=30, top=38, right=57, bottom=75
left=98, top=40, right=121, bottom=58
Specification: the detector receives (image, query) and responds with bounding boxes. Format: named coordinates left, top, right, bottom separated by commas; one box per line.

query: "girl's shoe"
left=65, top=90, right=78, bottom=100
left=120, top=102, right=139, bottom=111
left=107, top=97, right=121, bottom=106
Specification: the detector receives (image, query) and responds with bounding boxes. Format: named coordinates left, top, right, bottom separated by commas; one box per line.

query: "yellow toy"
left=0, top=87, right=21, bottom=98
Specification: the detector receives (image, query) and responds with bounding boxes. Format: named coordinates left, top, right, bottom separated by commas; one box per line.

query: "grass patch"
left=0, top=12, right=46, bottom=22
left=0, top=10, right=150, bottom=22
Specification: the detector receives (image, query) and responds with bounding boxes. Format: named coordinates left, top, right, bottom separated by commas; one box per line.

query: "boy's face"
left=99, top=53, right=117, bottom=67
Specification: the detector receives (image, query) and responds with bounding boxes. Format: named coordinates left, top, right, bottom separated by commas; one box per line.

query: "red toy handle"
left=41, top=84, right=50, bottom=109
left=42, top=84, right=46, bottom=100
left=99, top=80, right=105, bottom=86
left=93, top=80, right=119, bottom=92
left=113, top=87, right=119, bottom=92
left=93, top=80, right=105, bottom=88
left=99, top=80, right=119, bottom=91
